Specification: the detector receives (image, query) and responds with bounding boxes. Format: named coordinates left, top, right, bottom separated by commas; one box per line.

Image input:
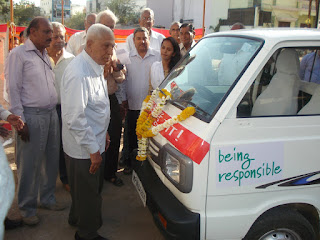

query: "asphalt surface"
left=3, top=142, right=165, bottom=240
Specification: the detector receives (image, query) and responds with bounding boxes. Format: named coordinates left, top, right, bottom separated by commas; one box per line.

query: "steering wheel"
left=193, top=83, right=219, bottom=103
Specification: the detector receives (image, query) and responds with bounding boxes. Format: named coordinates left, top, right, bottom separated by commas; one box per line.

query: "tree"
left=99, top=0, right=140, bottom=25
left=65, top=12, right=85, bottom=30
left=14, top=1, right=42, bottom=26
left=0, top=0, right=10, bottom=23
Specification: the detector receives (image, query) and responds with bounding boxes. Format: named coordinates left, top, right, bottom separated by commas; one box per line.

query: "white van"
left=133, top=28, right=320, bottom=240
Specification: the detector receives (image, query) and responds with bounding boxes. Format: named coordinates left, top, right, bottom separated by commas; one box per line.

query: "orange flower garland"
left=136, top=88, right=196, bottom=161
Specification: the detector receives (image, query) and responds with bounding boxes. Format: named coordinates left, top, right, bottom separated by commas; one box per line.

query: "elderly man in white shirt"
left=61, top=23, right=113, bottom=240
left=66, top=13, right=96, bottom=56
left=122, top=27, right=161, bottom=173
left=125, top=8, right=165, bottom=52
left=47, top=22, right=74, bottom=192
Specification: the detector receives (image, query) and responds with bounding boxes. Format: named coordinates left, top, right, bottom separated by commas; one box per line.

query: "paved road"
left=4, top=143, right=165, bottom=240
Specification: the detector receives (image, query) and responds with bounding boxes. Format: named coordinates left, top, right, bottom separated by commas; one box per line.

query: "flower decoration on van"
left=136, top=88, right=196, bottom=161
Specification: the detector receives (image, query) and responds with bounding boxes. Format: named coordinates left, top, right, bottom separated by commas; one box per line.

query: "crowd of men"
left=1, top=7, right=198, bottom=240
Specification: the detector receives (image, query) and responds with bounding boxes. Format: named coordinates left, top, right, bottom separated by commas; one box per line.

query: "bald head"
left=231, top=22, right=245, bottom=30
left=85, top=13, right=97, bottom=32
left=85, top=23, right=115, bottom=65
left=96, top=9, right=118, bottom=31
left=27, top=17, right=53, bottom=52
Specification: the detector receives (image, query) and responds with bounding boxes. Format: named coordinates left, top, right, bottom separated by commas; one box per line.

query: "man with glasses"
left=169, top=21, right=181, bottom=44
left=125, top=8, right=165, bottom=52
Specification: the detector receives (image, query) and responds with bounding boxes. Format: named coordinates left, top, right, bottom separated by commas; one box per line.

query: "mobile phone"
left=116, top=63, right=124, bottom=70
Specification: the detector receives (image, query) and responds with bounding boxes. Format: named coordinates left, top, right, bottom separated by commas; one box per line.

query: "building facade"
left=40, top=0, right=71, bottom=22
left=227, top=0, right=317, bottom=28
left=147, top=0, right=229, bottom=33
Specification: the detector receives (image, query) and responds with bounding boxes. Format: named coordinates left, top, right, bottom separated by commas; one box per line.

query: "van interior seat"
left=298, top=86, right=320, bottom=115
left=251, top=49, right=300, bottom=116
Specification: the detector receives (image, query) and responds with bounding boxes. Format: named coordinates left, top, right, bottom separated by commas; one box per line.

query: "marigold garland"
left=136, top=88, right=195, bottom=161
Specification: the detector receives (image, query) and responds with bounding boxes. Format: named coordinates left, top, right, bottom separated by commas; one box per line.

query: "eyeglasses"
left=142, top=16, right=152, bottom=21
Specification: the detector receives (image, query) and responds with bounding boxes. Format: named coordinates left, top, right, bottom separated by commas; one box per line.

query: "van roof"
left=205, top=28, right=320, bottom=42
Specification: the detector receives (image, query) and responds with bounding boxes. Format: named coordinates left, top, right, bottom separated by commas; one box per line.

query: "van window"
left=160, top=36, right=263, bottom=122
left=237, top=47, right=320, bottom=118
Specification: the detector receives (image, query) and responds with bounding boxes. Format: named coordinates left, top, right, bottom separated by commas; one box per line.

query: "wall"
left=147, top=0, right=228, bottom=32
left=147, top=0, right=172, bottom=28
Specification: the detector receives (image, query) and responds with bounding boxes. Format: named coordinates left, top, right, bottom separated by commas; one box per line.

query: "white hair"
left=86, top=23, right=113, bottom=43
left=170, top=21, right=181, bottom=28
left=140, top=8, right=154, bottom=19
left=51, top=22, right=66, bottom=34
left=96, top=9, right=118, bottom=24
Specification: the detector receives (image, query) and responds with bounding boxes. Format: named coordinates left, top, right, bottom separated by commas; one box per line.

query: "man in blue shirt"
left=300, top=51, right=320, bottom=84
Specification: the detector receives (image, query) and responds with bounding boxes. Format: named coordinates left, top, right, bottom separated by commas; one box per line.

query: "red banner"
left=0, top=24, right=204, bottom=42
left=153, top=111, right=210, bottom=165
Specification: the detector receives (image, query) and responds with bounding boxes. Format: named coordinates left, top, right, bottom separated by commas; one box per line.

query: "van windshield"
left=160, top=36, right=263, bottom=122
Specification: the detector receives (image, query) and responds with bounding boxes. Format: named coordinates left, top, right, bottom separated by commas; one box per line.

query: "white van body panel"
left=141, top=29, right=320, bottom=240
left=207, top=116, right=320, bottom=239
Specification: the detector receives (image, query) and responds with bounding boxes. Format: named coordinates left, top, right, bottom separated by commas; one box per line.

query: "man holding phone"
left=96, top=9, right=126, bottom=186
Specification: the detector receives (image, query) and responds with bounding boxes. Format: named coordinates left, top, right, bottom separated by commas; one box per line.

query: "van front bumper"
left=134, top=160, right=200, bottom=240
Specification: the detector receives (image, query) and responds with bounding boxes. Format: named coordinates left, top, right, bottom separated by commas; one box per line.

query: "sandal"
left=108, top=177, right=124, bottom=187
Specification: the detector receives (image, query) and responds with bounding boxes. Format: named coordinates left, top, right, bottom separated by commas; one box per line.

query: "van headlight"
left=159, top=144, right=193, bottom=193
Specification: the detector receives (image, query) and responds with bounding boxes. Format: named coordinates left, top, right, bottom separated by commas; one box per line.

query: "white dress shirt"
left=123, top=47, right=161, bottom=110
left=150, top=61, right=164, bottom=89
left=61, top=50, right=110, bottom=159
left=0, top=143, right=14, bottom=239
left=66, top=31, right=86, bottom=56
left=0, top=105, right=11, bottom=121
left=7, top=39, right=58, bottom=122
left=125, top=29, right=165, bottom=52
left=50, top=49, right=75, bottom=104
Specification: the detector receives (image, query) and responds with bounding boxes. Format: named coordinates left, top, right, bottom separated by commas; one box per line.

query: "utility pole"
left=308, top=0, right=313, bottom=28
left=61, top=0, right=64, bottom=25
left=9, top=0, right=14, bottom=50
left=202, top=0, right=206, bottom=36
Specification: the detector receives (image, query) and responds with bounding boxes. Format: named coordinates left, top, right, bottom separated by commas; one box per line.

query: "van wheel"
left=243, top=207, right=317, bottom=240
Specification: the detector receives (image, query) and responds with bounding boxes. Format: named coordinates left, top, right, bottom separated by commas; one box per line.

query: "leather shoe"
left=5, top=217, right=23, bottom=230
left=22, top=215, right=40, bottom=226
left=106, top=177, right=124, bottom=187
left=75, top=232, right=109, bottom=240
left=39, top=202, right=68, bottom=211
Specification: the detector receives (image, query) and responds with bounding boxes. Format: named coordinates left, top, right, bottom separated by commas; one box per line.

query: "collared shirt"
left=7, top=38, right=58, bottom=122
left=50, top=49, right=75, bottom=104
left=66, top=31, right=86, bottom=56
left=123, top=47, right=161, bottom=110
left=61, top=50, right=110, bottom=159
left=150, top=61, right=165, bottom=89
left=179, top=40, right=196, bottom=56
left=125, top=29, right=165, bottom=52
left=0, top=105, right=11, bottom=121
left=300, top=52, right=320, bottom=84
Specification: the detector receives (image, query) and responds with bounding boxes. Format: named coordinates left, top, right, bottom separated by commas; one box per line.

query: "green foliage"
left=99, top=0, right=140, bottom=25
left=65, top=11, right=85, bottom=30
left=0, top=0, right=10, bottom=15
left=0, top=0, right=11, bottom=23
left=13, top=0, right=42, bottom=26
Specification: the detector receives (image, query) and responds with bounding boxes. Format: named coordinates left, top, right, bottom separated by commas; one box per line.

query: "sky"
left=14, top=0, right=87, bottom=7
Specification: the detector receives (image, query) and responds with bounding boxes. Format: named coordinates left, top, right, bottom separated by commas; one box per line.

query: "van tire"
left=243, top=207, right=317, bottom=240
